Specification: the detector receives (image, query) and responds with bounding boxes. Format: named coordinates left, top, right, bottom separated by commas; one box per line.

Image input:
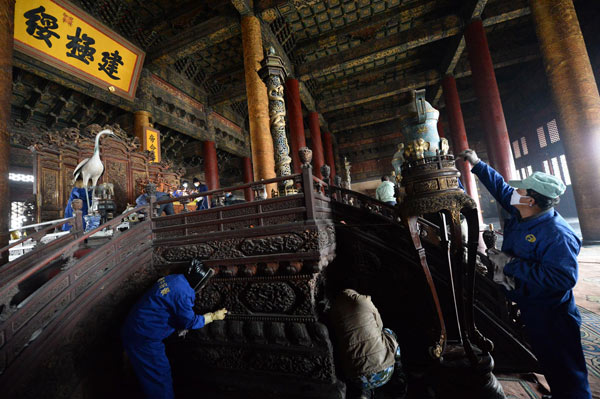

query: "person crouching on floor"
left=327, top=286, right=407, bottom=399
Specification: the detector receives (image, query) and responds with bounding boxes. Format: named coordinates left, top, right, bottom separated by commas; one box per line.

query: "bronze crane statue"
left=72, top=129, right=117, bottom=210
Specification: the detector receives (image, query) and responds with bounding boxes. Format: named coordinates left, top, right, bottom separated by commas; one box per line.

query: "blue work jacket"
left=62, top=187, right=92, bottom=231
left=123, top=274, right=205, bottom=341
left=472, top=162, right=581, bottom=307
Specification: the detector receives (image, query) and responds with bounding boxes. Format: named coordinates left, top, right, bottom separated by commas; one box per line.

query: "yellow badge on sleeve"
left=525, top=234, right=536, bottom=243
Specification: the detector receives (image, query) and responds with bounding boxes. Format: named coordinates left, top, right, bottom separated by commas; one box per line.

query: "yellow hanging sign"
left=14, top=0, right=145, bottom=101
left=144, top=126, right=161, bottom=163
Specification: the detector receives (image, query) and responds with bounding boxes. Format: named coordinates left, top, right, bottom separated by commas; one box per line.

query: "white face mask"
left=510, top=190, right=531, bottom=206
left=194, top=183, right=199, bottom=187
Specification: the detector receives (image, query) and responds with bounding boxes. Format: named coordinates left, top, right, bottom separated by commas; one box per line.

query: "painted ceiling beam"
left=325, top=44, right=538, bottom=122
left=210, top=85, right=247, bottom=107
left=320, top=42, right=537, bottom=114
left=314, top=57, right=425, bottom=96
left=318, top=69, right=440, bottom=113
left=231, top=0, right=253, bottom=15
left=328, top=50, right=535, bottom=133
left=297, top=14, right=462, bottom=81
left=336, top=119, right=404, bottom=143
left=149, top=15, right=240, bottom=65
left=329, top=107, right=408, bottom=132
left=294, top=0, right=441, bottom=58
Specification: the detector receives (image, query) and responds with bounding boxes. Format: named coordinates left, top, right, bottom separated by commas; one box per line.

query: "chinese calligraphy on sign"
left=14, top=0, right=145, bottom=101
left=144, top=127, right=161, bottom=163
left=24, top=6, right=60, bottom=48
left=98, top=50, right=124, bottom=80
left=66, top=27, right=95, bottom=64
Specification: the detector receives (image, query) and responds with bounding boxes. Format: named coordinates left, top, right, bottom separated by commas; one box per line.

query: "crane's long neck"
left=94, top=134, right=102, bottom=154
left=94, top=131, right=110, bottom=157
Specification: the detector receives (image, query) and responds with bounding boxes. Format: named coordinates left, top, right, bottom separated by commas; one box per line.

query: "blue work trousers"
left=521, top=300, right=591, bottom=399
left=123, top=336, right=174, bottom=399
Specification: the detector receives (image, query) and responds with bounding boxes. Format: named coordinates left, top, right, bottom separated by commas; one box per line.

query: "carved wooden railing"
left=0, top=206, right=154, bottom=395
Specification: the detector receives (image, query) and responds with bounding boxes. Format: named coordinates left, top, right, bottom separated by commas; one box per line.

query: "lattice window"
left=512, top=140, right=521, bottom=159
left=514, top=169, right=521, bottom=179
left=521, top=168, right=527, bottom=178
left=543, top=160, right=550, bottom=174
left=520, top=137, right=528, bottom=155
left=11, top=201, right=27, bottom=230
left=537, top=126, right=547, bottom=148
left=9, top=173, right=34, bottom=182
left=551, top=157, right=562, bottom=182
left=527, top=165, right=533, bottom=176
left=547, top=119, right=560, bottom=143
left=559, top=155, right=572, bottom=185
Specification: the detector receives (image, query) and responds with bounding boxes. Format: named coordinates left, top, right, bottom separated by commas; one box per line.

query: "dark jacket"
left=328, top=289, right=397, bottom=378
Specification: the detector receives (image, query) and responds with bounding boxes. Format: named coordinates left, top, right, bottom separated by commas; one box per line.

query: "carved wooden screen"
left=26, top=124, right=183, bottom=222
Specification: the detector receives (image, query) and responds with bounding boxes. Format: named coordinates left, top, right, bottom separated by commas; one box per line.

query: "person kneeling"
left=328, top=288, right=406, bottom=399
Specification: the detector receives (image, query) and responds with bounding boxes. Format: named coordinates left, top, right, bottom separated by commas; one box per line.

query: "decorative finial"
left=267, top=46, right=276, bottom=56
left=299, top=147, right=312, bottom=168
left=320, top=164, right=331, bottom=181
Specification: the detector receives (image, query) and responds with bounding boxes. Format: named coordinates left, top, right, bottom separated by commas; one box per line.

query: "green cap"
left=508, top=172, right=566, bottom=199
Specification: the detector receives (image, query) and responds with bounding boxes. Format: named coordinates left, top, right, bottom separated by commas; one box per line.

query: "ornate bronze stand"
left=402, top=154, right=503, bottom=398
left=398, top=90, right=504, bottom=398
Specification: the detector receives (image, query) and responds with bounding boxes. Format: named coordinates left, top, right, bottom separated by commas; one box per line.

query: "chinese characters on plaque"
left=14, top=0, right=145, bottom=101
left=144, top=126, right=161, bottom=163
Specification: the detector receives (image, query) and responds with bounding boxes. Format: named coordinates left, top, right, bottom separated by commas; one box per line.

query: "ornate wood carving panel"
left=104, top=160, right=129, bottom=211
left=18, top=124, right=184, bottom=221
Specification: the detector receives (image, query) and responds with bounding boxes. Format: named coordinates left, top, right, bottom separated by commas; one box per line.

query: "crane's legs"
left=84, top=185, right=91, bottom=212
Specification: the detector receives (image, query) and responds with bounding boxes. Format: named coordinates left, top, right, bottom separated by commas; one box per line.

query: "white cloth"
left=487, top=248, right=516, bottom=290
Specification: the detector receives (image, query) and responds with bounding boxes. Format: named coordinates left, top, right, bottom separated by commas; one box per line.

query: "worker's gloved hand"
left=203, top=308, right=228, bottom=325
left=487, top=248, right=516, bottom=290
left=458, top=149, right=480, bottom=166
left=212, top=308, right=228, bottom=320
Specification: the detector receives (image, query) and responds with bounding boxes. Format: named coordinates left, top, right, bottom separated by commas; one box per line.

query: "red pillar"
left=464, top=19, right=515, bottom=180
left=285, top=78, right=306, bottom=174
left=442, top=75, right=483, bottom=224
left=203, top=141, right=219, bottom=190
left=308, top=111, right=325, bottom=179
left=322, top=131, right=336, bottom=179
left=242, top=156, right=254, bottom=201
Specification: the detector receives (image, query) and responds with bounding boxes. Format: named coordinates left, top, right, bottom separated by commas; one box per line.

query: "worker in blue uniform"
left=122, top=259, right=227, bottom=399
left=62, top=182, right=92, bottom=231
left=193, top=177, right=210, bottom=210
left=460, top=149, right=591, bottom=399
